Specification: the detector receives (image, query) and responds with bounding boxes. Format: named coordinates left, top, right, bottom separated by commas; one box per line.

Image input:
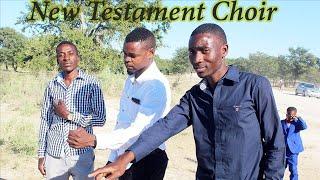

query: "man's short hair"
left=191, top=23, right=227, bottom=44
left=56, top=41, right=79, bottom=55
left=125, top=27, right=156, bottom=49
left=287, top=106, right=297, bottom=112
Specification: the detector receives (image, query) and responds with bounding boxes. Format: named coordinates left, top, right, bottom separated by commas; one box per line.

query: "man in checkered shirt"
left=37, top=41, right=106, bottom=179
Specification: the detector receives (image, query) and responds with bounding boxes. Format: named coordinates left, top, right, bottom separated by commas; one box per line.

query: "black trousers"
left=108, top=148, right=168, bottom=180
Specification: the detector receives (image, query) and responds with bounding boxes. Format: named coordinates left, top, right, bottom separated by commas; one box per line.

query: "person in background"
left=38, top=41, right=106, bottom=179
left=281, top=106, right=307, bottom=180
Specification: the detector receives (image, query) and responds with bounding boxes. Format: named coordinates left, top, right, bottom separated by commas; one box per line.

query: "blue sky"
left=1, top=0, right=319, bottom=59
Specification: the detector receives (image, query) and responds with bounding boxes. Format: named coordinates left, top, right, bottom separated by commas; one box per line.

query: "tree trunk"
left=12, top=62, right=18, bottom=72
left=5, top=61, right=8, bottom=70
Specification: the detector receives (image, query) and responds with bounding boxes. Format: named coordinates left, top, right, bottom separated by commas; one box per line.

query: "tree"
left=0, top=28, right=26, bottom=71
left=18, top=0, right=170, bottom=47
left=287, top=47, right=318, bottom=82
left=21, top=26, right=113, bottom=72
left=171, top=47, right=192, bottom=74
left=154, top=55, right=172, bottom=75
left=16, top=0, right=170, bottom=73
left=247, top=52, right=279, bottom=79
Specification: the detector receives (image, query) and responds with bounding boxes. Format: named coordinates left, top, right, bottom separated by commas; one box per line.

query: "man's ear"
left=221, top=44, right=228, bottom=59
left=148, top=48, right=155, bottom=58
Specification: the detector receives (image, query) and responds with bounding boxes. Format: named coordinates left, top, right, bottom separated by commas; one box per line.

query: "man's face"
left=286, top=110, right=297, bottom=121
left=123, top=41, right=153, bottom=75
left=188, top=33, right=228, bottom=78
left=56, top=44, right=79, bottom=73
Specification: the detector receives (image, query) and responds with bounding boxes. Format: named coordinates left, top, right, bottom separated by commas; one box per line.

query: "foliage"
left=287, top=47, right=318, bottom=82
left=0, top=27, right=26, bottom=71
left=170, top=47, right=193, bottom=74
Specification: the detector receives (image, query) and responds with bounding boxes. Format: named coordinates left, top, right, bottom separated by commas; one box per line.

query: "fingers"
left=39, top=166, right=46, bottom=176
left=95, top=173, right=107, bottom=180
left=89, top=165, right=124, bottom=180
left=67, top=139, right=78, bottom=147
left=88, top=167, right=107, bottom=178
left=105, top=172, right=121, bottom=180
left=38, top=163, right=46, bottom=176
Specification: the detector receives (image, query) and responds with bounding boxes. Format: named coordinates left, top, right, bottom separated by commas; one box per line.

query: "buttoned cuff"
left=127, top=143, right=147, bottom=163
left=38, top=150, right=46, bottom=158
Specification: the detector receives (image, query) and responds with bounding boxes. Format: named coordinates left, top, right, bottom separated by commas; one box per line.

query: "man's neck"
left=206, top=64, right=228, bottom=88
left=134, top=60, right=153, bottom=79
left=63, top=69, right=79, bottom=86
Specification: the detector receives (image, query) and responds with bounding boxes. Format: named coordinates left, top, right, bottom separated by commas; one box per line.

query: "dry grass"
left=0, top=70, right=198, bottom=179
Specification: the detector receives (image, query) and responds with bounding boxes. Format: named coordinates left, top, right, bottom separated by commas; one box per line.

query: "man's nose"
left=193, top=52, right=203, bottom=64
left=63, top=54, right=70, bottom=61
left=124, top=56, right=131, bottom=63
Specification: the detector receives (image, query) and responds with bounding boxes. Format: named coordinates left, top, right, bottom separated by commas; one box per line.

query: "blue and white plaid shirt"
left=38, top=69, right=106, bottom=158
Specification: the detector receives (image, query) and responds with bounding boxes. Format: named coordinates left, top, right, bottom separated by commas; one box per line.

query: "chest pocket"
left=120, top=95, right=141, bottom=122
left=218, top=102, right=254, bottom=127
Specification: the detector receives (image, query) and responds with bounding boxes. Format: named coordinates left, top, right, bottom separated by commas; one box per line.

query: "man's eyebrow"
left=190, top=46, right=209, bottom=50
left=57, top=50, right=74, bottom=53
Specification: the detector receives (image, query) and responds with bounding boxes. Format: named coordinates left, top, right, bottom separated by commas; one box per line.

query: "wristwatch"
left=67, top=112, right=74, bottom=121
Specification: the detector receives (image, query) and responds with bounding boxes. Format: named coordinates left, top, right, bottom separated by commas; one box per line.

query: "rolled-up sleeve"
left=128, top=92, right=192, bottom=162
left=72, top=82, right=106, bottom=127
left=254, top=77, right=286, bottom=179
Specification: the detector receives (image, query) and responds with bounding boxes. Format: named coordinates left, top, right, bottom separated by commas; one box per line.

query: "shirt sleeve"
left=293, top=117, right=307, bottom=131
left=254, top=77, right=286, bottom=179
left=95, top=84, right=169, bottom=150
left=128, top=91, right=192, bottom=162
left=38, top=86, right=53, bottom=158
left=72, top=82, right=106, bottom=127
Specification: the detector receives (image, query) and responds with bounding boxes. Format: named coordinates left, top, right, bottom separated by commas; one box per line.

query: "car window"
left=299, top=83, right=315, bottom=88
left=304, top=84, right=315, bottom=88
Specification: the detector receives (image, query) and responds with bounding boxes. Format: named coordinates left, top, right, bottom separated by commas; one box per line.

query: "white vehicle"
left=308, top=88, right=320, bottom=98
left=295, top=82, right=316, bottom=96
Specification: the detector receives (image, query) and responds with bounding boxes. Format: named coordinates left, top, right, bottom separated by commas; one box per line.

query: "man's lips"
left=194, top=66, right=206, bottom=73
left=125, top=63, right=134, bottom=69
left=62, top=63, right=72, bottom=67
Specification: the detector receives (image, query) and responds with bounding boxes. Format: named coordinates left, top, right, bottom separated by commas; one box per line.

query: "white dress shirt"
left=96, top=61, right=171, bottom=163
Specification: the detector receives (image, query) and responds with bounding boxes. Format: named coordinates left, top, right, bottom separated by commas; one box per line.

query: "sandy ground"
left=0, top=88, right=319, bottom=179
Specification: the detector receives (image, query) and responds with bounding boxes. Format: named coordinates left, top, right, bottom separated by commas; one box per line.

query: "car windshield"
left=302, top=83, right=315, bottom=88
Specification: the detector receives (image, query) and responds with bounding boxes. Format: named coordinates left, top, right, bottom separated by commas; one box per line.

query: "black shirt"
left=129, top=66, right=285, bottom=180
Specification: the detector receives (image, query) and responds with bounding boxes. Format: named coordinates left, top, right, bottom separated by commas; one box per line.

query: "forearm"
left=71, top=112, right=106, bottom=127
left=294, top=117, right=307, bottom=130
left=118, top=151, right=135, bottom=165
left=96, top=116, right=157, bottom=150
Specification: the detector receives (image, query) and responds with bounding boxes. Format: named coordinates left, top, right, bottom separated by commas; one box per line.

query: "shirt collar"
left=55, top=68, right=85, bottom=82
left=198, top=65, right=240, bottom=91
left=129, top=61, right=157, bottom=84
left=224, top=65, right=240, bottom=83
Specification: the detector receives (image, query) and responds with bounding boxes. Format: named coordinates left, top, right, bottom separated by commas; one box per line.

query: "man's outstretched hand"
left=68, top=127, right=96, bottom=148
left=89, top=151, right=135, bottom=180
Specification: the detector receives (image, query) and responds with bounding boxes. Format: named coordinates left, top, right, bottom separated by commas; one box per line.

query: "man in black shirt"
left=89, top=23, right=286, bottom=180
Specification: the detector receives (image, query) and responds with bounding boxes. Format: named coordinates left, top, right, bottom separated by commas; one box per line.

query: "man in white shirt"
left=68, top=27, right=171, bottom=180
